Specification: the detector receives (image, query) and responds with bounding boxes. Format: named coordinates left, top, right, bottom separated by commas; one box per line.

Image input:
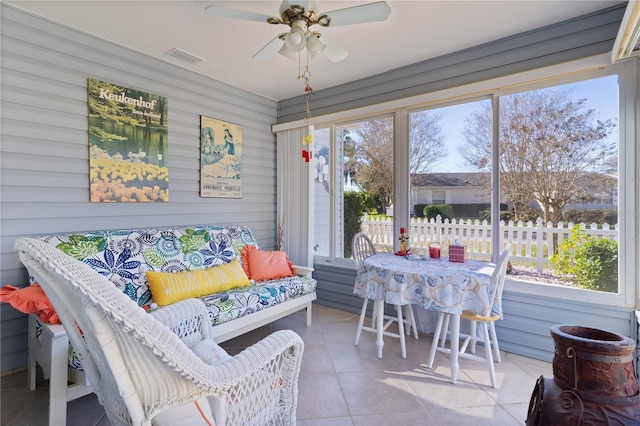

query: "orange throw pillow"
left=0, top=284, right=60, bottom=324
left=243, top=247, right=296, bottom=282
left=240, top=244, right=258, bottom=278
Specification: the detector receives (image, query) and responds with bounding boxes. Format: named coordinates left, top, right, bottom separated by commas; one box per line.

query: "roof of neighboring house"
left=411, top=172, right=488, bottom=188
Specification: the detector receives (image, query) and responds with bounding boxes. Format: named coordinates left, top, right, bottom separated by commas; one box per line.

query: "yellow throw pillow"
left=146, top=260, right=250, bottom=306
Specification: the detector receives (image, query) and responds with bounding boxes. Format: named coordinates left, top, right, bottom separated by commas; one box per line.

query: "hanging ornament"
left=301, top=132, right=312, bottom=162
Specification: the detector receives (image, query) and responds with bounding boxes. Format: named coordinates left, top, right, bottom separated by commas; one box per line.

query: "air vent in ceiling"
left=164, top=47, right=204, bottom=64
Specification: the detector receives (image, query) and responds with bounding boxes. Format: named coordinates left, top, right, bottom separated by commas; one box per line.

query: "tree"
left=342, top=129, right=358, bottom=188
left=409, top=110, right=447, bottom=178
left=352, top=118, right=394, bottom=208
left=348, top=112, right=446, bottom=209
left=459, top=88, right=616, bottom=225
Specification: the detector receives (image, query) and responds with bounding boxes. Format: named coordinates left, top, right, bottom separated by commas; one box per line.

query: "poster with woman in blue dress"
left=200, top=116, right=242, bottom=198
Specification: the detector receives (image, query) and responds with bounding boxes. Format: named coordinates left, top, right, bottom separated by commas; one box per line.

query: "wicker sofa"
left=23, top=224, right=316, bottom=426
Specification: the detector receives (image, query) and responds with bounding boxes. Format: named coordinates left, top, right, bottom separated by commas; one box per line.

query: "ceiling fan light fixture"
left=208, top=0, right=391, bottom=63
left=278, top=43, right=299, bottom=60
left=306, top=32, right=325, bottom=57
left=284, top=21, right=308, bottom=52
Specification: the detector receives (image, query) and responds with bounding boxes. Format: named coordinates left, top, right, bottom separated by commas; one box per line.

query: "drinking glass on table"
left=429, top=243, right=441, bottom=259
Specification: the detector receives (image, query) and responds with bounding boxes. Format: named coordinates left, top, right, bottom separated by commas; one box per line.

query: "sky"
left=428, top=74, right=619, bottom=173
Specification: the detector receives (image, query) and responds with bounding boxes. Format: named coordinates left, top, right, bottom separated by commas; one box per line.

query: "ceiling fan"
left=205, top=1, right=391, bottom=62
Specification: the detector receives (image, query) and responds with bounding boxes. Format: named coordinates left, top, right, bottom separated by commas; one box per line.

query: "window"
left=311, top=66, right=633, bottom=306
left=408, top=100, right=491, bottom=256
left=496, top=76, right=620, bottom=294
left=313, top=116, right=394, bottom=260
left=431, top=191, right=446, bottom=204
left=409, top=100, right=491, bottom=219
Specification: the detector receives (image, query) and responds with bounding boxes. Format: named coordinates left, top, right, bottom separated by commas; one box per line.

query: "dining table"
left=353, top=252, right=496, bottom=384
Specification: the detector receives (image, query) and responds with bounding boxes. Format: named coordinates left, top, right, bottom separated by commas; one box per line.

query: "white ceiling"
left=7, top=0, right=625, bottom=101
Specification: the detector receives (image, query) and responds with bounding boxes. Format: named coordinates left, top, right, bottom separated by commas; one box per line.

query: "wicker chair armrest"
left=150, top=298, right=212, bottom=347
left=186, top=329, right=305, bottom=426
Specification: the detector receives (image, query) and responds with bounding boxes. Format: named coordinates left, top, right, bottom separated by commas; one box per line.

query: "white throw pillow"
left=152, top=339, right=231, bottom=425
left=191, top=338, right=233, bottom=364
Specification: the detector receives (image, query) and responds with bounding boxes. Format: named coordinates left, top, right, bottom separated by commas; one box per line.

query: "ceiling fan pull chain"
left=301, top=65, right=313, bottom=121
left=295, top=50, right=313, bottom=121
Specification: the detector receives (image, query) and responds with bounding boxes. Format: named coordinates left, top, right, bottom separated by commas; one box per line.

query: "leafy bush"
left=550, top=226, right=585, bottom=277
left=563, top=209, right=617, bottom=225
left=415, top=203, right=507, bottom=219
left=479, top=209, right=515, bottom=222
left=550, top=225, right=618, bottom=292
left=574, top=238, right=618, bottom=292
left=423, top=204, right=453, bottom=221
left=359, top=191, right=380, bottom=214
left=450, top=203, right=490, bottom=219
left=414, top=204, right=427, bottom=218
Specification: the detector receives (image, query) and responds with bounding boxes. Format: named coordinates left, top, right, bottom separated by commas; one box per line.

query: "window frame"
left=491, top=67, right=632, bottom=307
left=313, top=113, right=396, bottom=268
left=309, top=59, right=636, bottom=309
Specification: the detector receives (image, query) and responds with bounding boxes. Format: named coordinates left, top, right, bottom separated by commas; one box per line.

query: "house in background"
left=565, top=172, right=618, bottom=212
left=410, top=172, right=494, bottom=218
left=412, top=173, right=488, bottom=204
left=411, top=171, right=617, bottom=221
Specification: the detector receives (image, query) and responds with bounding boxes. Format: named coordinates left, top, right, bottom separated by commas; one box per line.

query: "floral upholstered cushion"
left=201, top=274, right=316, bottom=326
left=35, top=226, right=258, bottom=306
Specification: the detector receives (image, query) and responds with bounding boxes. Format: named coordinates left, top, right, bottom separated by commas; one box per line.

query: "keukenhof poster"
left=88, top=78, right=169, bottom=202
left=200, top=116, right=243, bottom=198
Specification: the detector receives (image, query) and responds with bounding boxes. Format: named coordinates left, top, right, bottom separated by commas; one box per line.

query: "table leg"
left=427, top=312, right=444, bottom=369
left=375, top=300, right=384, bottom=358
left=450, top=314, right=460, bottom=384
left=396, top=305, right=406, bottom=359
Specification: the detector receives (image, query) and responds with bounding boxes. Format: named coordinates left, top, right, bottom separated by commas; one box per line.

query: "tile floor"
left=1, top=304, right=552, bottom=425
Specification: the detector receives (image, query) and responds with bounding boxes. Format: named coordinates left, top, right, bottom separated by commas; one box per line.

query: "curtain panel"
left=276, top=127, right=314, bottom=268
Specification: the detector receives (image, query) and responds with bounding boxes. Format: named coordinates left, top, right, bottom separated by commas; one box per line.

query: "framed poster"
left=88, top=78, right=169, bottom=202
left=200, top=116, right=243, bottom=198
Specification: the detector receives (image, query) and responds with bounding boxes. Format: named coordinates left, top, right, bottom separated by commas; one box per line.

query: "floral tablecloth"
left=354, top=253, right=498, bottom=316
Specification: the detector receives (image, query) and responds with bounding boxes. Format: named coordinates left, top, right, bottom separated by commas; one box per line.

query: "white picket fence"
left=361, top=214, right=618, bottom=272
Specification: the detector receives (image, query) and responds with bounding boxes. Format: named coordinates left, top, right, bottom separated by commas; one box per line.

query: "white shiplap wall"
left=0, top=4, right=278, bottom=373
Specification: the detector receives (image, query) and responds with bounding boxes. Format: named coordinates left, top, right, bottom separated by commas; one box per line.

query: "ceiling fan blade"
left=253, top=34, right=286, bottom=60
left=322, top=1, right=391, bottom=27
left=318, top=34, right=348, bottom=62
left=205, top=5, right=273, bottom=24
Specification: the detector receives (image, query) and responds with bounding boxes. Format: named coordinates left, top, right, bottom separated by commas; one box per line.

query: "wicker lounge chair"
left=14, top=237, right=304, bottom=426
